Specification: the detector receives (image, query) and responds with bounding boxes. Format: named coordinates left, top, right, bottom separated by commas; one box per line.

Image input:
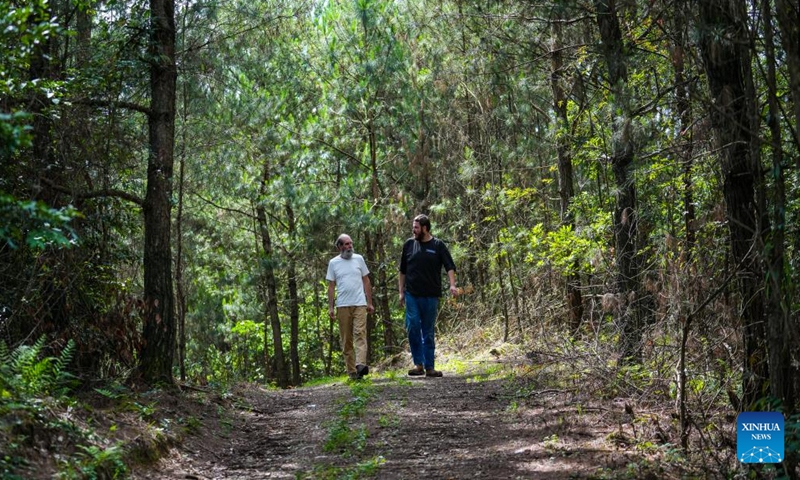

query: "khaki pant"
left=337, top=306, right=368, bottom=374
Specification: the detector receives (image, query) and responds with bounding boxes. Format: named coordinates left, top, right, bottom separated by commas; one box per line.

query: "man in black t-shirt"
left=398, top=214, right=457, bottom=377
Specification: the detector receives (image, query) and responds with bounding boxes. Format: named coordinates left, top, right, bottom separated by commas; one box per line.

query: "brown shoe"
left=425, top=369, right=443, bottom=377
left=408, top=365, right=425, bottom=376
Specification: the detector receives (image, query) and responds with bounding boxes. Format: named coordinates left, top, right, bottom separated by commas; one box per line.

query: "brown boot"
left=425, top=368, right=443, bottom=377
left=408, top=365, right=424, bottom=376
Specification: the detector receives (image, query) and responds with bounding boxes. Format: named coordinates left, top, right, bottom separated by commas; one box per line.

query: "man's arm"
left=362, top=275, right=375, bottom=313
left=447, top=269, right=458, bottom=296
left=398, top=272, right=406, bottom=307
left=327, top=281, right=336, bottom=319
left=439, top=240, right=458, bottom=296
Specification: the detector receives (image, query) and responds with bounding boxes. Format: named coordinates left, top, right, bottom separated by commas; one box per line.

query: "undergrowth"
left=439, top=317, right=800, bottom=479
left=0, top=337, right=123, bottom=479
left=0, top=337, right=183, bottom=479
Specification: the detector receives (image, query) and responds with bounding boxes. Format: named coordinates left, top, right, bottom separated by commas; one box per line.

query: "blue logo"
left=737, top=412, right=784, bottom=463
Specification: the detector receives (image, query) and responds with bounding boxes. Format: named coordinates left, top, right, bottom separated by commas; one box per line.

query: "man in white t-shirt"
left=326, top=234, right=374, bottom=380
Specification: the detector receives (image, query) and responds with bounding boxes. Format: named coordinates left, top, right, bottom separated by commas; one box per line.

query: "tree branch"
left=71, top=98, right=151, bottom=116
left=275, top=123, right=366, bottom=168
left=40, top=177, right=144, bottom=206
left=193, top=192, right=256, bottom=219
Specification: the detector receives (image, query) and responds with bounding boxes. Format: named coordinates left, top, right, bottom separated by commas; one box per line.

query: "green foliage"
left=0, top=0, right=64, bottom=167
left=0, top=338, right=105, bottom=480
left=0, top=195, right=80, bottom=250
left=0, top=337, right=77, bottom=400
left=0, top=2, right=79, bottom=253
left=185, top=318, right=269, bottom=386
left=57, top=443, right=127, bottom=480
left=0, top=0, right=60, bottom=96
left=324, top=419, right=368, bottom=455
left=303, top=455, right=385, bottom=480
left=786, top=412, right=800, bottom=471
left=523, top=223, right=603, bottom=275
left=323, top=380, right=376, bottom=455
left=0, top=112, right=32, bottom=158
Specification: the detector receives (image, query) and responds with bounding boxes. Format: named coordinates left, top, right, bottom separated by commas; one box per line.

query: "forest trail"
left=130, top=364, right=668, bottom=480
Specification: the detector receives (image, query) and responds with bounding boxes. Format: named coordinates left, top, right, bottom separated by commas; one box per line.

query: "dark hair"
left=414, top=214, right=431, bottom=232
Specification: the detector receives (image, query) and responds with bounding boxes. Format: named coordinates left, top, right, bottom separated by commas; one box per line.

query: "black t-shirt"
left=399, top=237, right=456, bottom=298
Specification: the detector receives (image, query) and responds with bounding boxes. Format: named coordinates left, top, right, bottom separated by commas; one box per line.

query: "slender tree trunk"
left=774, top=0, right=800, bottom=422
left=762, top=0, right=793, bottom=411
left=256, top=162, right=289, bottom=389
left=139, top=0, right=177, bottom=385
left=327, top=310, right=335, bottom=376
left=507, top=254, right=523, bottom=339
left=312, top=273, right=329, bottom=374
left=286, top=203, right=301, bottom=386
left=774, top=0, right=800, bottom=153
left=669, top=5, right=696, bottom=259
left=363, top=233, right=376, bottom=361
left=374, top=229, right=395, bottom=355
left=498, top=254, right=510, bottom=342
left=550, top=11, right=583, bottom=333
left=366, top=115, right=381, bottom=363
left=594, top=0, right=642, bottom=361
left=671, top=2, right=698, bottom=450
left=29, top=1, right=53, bottom=173
left=697, top=0, right=767, bottom=409
left=175, top=81, right=187, bottom=382
left=76, top=2, right=93, bottom=68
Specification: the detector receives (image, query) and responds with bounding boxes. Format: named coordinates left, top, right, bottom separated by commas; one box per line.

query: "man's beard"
left=414, top=231, right=425, bottom=241
left=341, top=248, right=354, bottom=259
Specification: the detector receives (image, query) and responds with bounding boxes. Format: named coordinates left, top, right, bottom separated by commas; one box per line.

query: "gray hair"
left=335, top=234, right=351, bottom=247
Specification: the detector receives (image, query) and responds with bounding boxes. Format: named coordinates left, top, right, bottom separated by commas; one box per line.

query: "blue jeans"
left=405, top=293, right=439, bottom=370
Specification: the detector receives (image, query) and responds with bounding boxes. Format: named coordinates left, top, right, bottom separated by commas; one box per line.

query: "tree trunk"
left=363, top=233, right=376, bottom=361
left=669, top=6, right=696, bottom=258
left=594, top=0, right=642, bottom=361
left=671, top=1, right=697, bottom=450
left=139, top=0, right=177, bottom=385
left=774, top=0, right=800, bottom=153
left=312, top=273, right=329, bottom=374
left=286, top=202, right=301, bottom=386
left=774, top=0, right=800, bottom=422
left=175, top=91, right=187, bottom=382
left=256, top=162, right=289, bottom=389
left=762, top=0, right=793, bottom=410
left=498, top=254, right=510, bottom=342
left=76, top=1, right=93, bottom=68
left=375, top=231, right=395, bottom=355
left=550, top=10, right=583, bottom=333
left=697, top=0, right=767, bottom=409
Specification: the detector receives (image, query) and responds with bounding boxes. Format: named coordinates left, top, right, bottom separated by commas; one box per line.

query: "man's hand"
left=367, top=303, right=375, bottom=313
left=398, top=292, right=405, bottom=308
left=328, top=307, right=335, bottom=320
left=449, top=285, right=458, bottom=296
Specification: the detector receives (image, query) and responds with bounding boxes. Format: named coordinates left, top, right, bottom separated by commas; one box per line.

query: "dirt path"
left=130, top=368, right=680, bottom=479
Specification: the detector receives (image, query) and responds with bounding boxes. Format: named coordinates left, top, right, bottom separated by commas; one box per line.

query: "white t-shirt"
left=326, top=254, right=370, bottom=307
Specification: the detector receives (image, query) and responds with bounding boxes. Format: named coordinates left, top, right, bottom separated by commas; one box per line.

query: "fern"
left=52, top=340, right=78, bottom=395
left=0, top=336, right=77, bottom=398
